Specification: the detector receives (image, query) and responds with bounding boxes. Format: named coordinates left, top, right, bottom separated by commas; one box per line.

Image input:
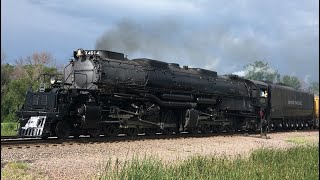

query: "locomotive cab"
left=250, top=80, right=269, bottom=108
left=259, top=88, right=268, bottom=106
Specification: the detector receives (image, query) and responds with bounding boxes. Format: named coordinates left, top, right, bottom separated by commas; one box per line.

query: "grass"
left=100, top=145, right=319, bottom=180
left=1, top=161, right=47, bottom=180
left=286, top=137, right=312, bottom=145
left=1, top=122, right=18, bottom=136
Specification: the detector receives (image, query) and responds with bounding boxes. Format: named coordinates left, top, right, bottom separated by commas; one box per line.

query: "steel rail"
left=1, top=129, right=317, bottom=148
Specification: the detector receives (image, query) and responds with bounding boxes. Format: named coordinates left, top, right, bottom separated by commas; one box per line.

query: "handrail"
left=29, top=73, right=63, bottom=92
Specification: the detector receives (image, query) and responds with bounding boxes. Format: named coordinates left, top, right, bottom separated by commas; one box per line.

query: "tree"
left=244, top=61, right=280, bottom=83
left=14, top=52, right=56, bottom=81
left=1, top=51, right=58, bottom=122
left=308, top=82, right=319, bottom=95
left=1, top=52, right=11, bottom=96
left=1, top=51, right=15, bottom=102
left=1, top=78, right=30, bottom=122
left=280, top=75, right=302, bottom=90
left=1, top=64, right=14, bottom=96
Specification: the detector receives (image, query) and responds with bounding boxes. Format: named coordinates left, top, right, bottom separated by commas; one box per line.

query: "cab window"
left=260, top=89, right=268, bottom=104
left=260, top=89, right=268, bottom=97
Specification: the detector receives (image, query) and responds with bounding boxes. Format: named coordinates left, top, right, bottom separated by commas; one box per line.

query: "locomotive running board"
left=19, top=116, right=46, bottom=137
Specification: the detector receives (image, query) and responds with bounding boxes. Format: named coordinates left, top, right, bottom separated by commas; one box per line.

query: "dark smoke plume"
left=95, top=18, right=265, bottom=71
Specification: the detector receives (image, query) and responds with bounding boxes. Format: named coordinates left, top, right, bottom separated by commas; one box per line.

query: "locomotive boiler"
left=16, top=49, right=317, bottom=139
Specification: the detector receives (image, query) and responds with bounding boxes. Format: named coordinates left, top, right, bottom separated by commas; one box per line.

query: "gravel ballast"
left=1, top=131, right=319, bottom=179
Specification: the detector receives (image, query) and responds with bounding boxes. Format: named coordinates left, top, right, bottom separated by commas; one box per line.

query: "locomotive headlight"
left=50, top=77, right=56, bottom=85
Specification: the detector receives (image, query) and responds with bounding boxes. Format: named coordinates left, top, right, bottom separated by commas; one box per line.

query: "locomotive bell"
left=76, top=49, right=85, bottom=57
left=50, top=77, right=56, bottom=84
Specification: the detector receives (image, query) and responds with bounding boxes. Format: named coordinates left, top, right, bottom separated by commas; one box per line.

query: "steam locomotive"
left=16, top=49, right=318, bottom=139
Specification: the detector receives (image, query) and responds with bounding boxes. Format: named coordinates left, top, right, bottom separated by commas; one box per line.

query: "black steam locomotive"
left=16, top=49, right=317, bottom=139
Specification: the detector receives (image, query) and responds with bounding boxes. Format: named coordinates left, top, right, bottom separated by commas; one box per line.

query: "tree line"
left=1, top=53, right=319, bottom=122
left=240, top=60, right=319, bottom=93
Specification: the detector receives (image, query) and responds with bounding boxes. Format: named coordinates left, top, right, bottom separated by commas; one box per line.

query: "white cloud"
left=100, top=0, right=201, bottom=14
left=233, top=70, right=246, bottom=77
left=3, top=0, right=106, bottom=35
left=232, top=64, right=277, bottom=77
left=28, top=0, right=203, bottom=22
left=1, top=0, right=319, bottom=82
left=203, top=58, right=220, bottom=70
left=304, top=74, right=311, bottom=85
left=1, top=0, right=109, bottom=61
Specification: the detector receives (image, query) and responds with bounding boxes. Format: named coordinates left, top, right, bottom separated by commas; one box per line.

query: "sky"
left=1, top=0, right=319, bottom=84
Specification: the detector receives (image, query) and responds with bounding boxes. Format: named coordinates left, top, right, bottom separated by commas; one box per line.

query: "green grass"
left=100, top=145, right=319, bottom=180
left=1, top=122, right=18, bottom=136
left=286, top=137, right=312, bottom=145
left=1, top=161, right=47, bottom=180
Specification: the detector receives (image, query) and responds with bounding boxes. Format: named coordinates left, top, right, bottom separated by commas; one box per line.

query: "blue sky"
left=1, top=0, right=319, bottom=83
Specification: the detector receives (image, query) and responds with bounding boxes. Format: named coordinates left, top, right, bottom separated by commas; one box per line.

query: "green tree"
left=280, top=75, right=302, bottom=90
left=1, top=63, right=14, bottom=96
left=244, top=61, right=280, bottom=83
left=308, top=82, right=319, bottom=95
left=1, top=78, right=31, bottom=122
left=1, top=51, right=58, bottom=122
left=1, top=52, right=9, bottom=93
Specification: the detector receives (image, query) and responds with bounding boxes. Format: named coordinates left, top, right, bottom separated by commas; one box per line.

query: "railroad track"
left=1, top=133, right=231, bottom=148
left=1, top=129, right=318, bottom=149
left=1, top=136, right=21, bottom=139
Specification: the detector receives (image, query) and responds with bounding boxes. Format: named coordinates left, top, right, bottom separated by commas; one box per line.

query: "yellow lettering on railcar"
left=314, top=95, right=319, bottom=119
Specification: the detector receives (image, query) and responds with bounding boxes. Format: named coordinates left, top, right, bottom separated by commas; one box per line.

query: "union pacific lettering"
left=288, top=100, right=302, bottom=106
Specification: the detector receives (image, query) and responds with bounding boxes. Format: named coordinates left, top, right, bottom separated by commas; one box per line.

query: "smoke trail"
left=95, top=18, right=265, bottom=71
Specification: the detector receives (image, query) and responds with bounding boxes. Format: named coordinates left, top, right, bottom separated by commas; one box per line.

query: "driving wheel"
left=55, top=121, right=70, bottom=139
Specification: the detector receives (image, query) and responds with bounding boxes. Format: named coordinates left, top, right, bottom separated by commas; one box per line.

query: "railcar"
left=314, top=95, right=319, bottom=128
left=267, top=84, right=314, bottom=130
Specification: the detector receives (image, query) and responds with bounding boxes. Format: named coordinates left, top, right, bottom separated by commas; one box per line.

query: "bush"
left=1, top=122, right=18, bottom=136
left=2, top=113, right=18, bottom=123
